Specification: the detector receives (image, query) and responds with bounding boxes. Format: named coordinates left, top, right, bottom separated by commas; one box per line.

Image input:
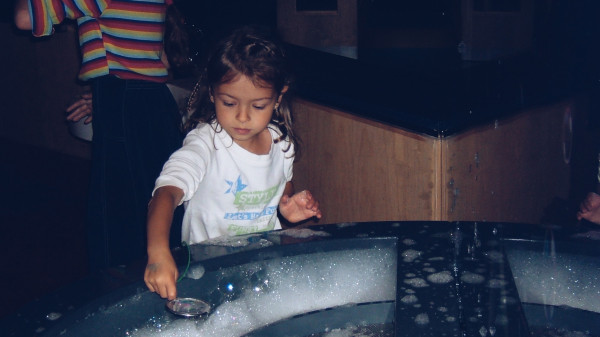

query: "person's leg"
left=121, top=81, right=184, bottom=254
left=87, top=77, right=184, bottom=271
left=87, top=76, right=133, bottom=270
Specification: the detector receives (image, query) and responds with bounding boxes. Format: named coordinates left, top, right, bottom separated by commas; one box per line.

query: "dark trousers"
left=87, top=75, right=184, bottom=271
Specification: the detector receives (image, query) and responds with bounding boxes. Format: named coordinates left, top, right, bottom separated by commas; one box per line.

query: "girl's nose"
left=236, top=107, right=250, bottom=123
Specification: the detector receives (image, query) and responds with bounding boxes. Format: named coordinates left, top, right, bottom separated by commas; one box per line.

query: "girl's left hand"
left=279, top=190, right=322, bottom=223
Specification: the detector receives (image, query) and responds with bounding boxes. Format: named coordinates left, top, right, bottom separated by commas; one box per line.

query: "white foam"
left=186, top=264, right=205, bottom=280
left=428, top=257, right=445, bottom=261
left=404, top=278, right=429, bottom=288
left=400, top=294, right=419, bottom=304
left=275, top=228, right=331, bottom=239
left=460, top=271, right=485, bottom=284
left=322, top=328, right=355, bottom=337
left=402, top=249, right=422, bottom=262
left=45, top=312, right=61, bottom=321
left=130, top=248, right=397, bottom=337
left=322, top=326, right=381, bottom=337
left=426, top=271, right=454, bottom=284
left=505, top=248, right=600, bottom=314
left=414, top=313, right=430, bottom=325
left=199, top=234, right=262, bottom=247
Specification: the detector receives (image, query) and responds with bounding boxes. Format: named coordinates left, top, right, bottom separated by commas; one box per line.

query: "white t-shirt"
left=154, top=122, right=294, bottom=244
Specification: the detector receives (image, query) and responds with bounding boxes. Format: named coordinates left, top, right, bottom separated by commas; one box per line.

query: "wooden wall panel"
left=291, top=97, right=587, bottom=226
left=442, top=100, right=576, bottom=223
left=292, top=99, right=438, bottom=225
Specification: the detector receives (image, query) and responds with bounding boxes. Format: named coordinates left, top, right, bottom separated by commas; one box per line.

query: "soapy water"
left=33, top=225, right=600, bottom=337
left=275, top=228, right=331, bottom=239
left=505, top=248, right=600, bottom=314
left=503, top=240, right=600, bottom=337
left=53, top=237, right=485, bottom=337
left=181, top=239, right=475, bottom=337
left=188, top=228, right=331, bottom=262
left=318, top=323, right=394, bottom=337
left=128, top=247, right=397, bottom=337
left=401, top=249, right=422, bottom=263
left=198, top=234, right=267, bottom=247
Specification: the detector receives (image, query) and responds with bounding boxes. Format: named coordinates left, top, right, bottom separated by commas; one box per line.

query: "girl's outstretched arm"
left=144, top=185, right=184, bottom=300
left=279, top=182, right=322, bottom=224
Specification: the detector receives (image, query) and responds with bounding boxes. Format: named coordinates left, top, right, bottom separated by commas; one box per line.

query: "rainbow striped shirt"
left=28, top=0, right=169, bottom=82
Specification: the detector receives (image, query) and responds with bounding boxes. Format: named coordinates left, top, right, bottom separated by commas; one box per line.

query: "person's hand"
left=66, top=92, right=93, bottom=124
left=144, top=249, right=178, bottom=300
left=279, top=190, right=322, bottom=223
left=576, top=192, right=600, bottom=225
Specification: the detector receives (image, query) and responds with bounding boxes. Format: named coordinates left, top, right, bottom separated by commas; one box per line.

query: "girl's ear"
left=209, top=87, right=215, bottom=103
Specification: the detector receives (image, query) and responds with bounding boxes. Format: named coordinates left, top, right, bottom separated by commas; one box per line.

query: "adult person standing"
left=15, top=0, right=186, bottom=271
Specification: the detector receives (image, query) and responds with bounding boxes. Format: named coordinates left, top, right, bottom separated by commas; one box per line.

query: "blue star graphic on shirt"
left=225, top=175, right=247, bottom=195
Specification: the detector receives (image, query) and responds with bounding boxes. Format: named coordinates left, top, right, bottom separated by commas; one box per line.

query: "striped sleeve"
left=29, top=0, right=110, bottom=36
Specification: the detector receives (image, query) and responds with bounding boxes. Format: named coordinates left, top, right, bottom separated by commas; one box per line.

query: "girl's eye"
left=253, top=105, right=267, bottom=110
left=222, top=101, right=235, bottom=107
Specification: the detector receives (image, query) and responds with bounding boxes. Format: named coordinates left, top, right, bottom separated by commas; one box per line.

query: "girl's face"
left=212, top=74, right=282, bottom=154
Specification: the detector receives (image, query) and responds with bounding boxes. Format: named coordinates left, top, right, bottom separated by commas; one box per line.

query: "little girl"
left=144, top=26, right=322, bottom=300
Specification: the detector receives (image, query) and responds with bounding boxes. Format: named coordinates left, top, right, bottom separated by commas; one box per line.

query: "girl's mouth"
left=234, top=128, right=250, bottom=135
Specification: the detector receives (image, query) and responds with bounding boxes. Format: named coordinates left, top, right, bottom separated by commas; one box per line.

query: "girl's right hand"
left=144, top=250, right=179, bottom=300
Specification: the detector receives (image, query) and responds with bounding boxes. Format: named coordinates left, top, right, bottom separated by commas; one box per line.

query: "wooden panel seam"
left=433, top=136, right=444, bottom=221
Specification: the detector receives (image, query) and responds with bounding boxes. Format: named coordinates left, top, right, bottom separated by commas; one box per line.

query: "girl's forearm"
left=147, top=186, right=183, bottom=256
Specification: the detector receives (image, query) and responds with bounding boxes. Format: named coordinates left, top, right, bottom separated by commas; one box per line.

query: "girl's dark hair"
left=185, top=26, right=298, bottom=155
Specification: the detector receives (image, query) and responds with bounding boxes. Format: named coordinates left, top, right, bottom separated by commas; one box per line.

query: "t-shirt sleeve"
left=153, top=130, right=211, bottom=205
left=29, top=0, right=109, bottom=36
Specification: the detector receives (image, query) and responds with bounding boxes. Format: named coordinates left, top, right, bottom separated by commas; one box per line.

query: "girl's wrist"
left=147, top=243, right=171, bottom=258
